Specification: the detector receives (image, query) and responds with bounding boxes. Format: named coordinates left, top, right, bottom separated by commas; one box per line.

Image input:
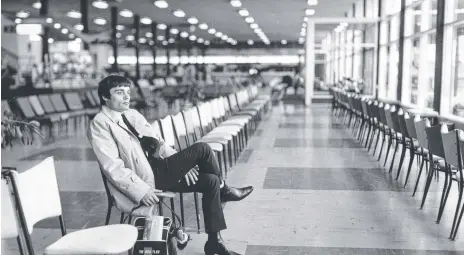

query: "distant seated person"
left=88, top=75, right=253, bottom=255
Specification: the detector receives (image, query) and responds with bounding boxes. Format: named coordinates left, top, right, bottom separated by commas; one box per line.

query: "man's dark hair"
left=97, top=75, right=132, bottom=105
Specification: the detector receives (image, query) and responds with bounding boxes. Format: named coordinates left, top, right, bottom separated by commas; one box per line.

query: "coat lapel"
left=101, top=106, right=136, bottom=137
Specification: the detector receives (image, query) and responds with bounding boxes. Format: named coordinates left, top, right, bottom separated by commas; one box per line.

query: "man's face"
left=104, top=86, right=131, bottom=112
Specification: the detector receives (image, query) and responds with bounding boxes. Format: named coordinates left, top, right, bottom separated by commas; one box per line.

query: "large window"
left=451, top=26, right=464, bottom=116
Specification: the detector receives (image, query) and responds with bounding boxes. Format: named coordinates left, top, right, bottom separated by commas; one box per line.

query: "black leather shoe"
left=204, top=239, right=241, bottom=255
left=220, top=183, right=254, bottom=202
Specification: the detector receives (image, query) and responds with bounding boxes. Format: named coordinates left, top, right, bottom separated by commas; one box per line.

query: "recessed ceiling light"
left=281, top=40, right=287, bottom=44
left=250, top=23, right=259, bottom=29
left=189, top=35, right=197, bottom=41
left=75, top=38, right=82, bottom=43
left=170, top=28, right=179, bottom=34
left=94, top=18, right=107, bottom=25
left=221, top=35, right=228, bottom=40
left=61, top=28, right=68, bottom=34
left=157, top=23, right=167, bottom=30
left=120, top=9, right=133, bottom=18
left=116, top=25, right=125, bottom=31
left=180, top=31, right=189, bottom=38
left=299, top=38, right=305, bottom=44
left=92, top=0, right=109, bottom=9
left=162, top=41, right=168, bottom=46
left=48, top=38, right=54, bottom=43
left=69, top=34, right=75, bottom=39
left=173, top=9, right=185, bottom=18
left=74, top=24, right=83, bottom=30
left=247, top=40, right=254, bottom=45
left=245, top=17, right=254, bottom=23
left=215, top=32, right=223, bottom=37
left=157, top=35, right=165, bottom=41
left=199, top=23, right=208, bottom=30
left=146, top=32, right=153, bottom=38
left=238, top=9, right=249, bottom=16
left=230, top=0, right=242, bottom=7
left=208, top=28, right=216, bottom=34
left=16, top=11, right=29, bottom=19
left=187, top=17, right=198, bottom=24
left=126, top=35, right=134, bottom=41
left=32, top=1, right=41, bottom=9
left=307, top=0, right=318, bottom=5
left=304, top=17, right=308, bottom=22
left=204, top=40, right=210, bottom=45
left=305, top=9, right=315, bottom=15
left=141, top=17, right=152, bottom=25
left=197, top=38, right=204, bottom=43
left=15, top=18, right=22, bottom=24
left=154, top=0, right=168, bottom=8
left=169, top=38, right=175, bottom=43
left=139, top=38, right=147, bottom=43
left=231, top=41, right=237, bottom=45
left=302, top=23, right=307, bottom=27
left=116, top=33, right=121, bottom=38
left=67, top=10, right=81, bottom=19
left=149, top=40, right=155, bottom=45
left=54, top=23, right=61, bottom=29
left=46, top=17, right=53, bottom=23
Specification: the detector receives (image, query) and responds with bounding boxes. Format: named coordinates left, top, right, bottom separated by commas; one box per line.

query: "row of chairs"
left=1, top=85, right=271, bottom=255
left=2, top=90, right=101, bottom=140
left=331, top=88, right=464, bottom=240
left=103, top=85, right=272, bottom=234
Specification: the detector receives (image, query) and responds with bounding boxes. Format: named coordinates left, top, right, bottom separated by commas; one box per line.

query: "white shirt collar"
left=102, top=105, right=126, bottom=123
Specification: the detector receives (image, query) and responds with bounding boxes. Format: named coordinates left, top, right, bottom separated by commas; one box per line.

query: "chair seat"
left=228, top=115, right=253, bottom=121
left=199, top=136, right=230, bottom=144
left=209, top=127, right=240, bottom=136
left=44, top=224, right=137, bottom=255
left=219, top=120, right=247, bottom=127
left=206, top=142, right=223, bottom=152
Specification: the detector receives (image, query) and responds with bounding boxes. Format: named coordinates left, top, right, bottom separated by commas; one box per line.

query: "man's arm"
left=88, top=119, right=151, bottom=203
left=130, top=109, right=178, bottom=158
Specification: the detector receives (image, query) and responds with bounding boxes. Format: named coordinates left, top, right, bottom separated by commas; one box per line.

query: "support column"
left=305, top=20, right=315, bottom=106
left=433, top=0, right=446, bottom=112
left=134, top=15, right=140, bottom=80
left=202, top=47, right=206, bottom=81
left=111, top=6, right=118, bottom=72
left=374, top=0, right=382, bottom=98
left=396, top=0, right=406, bottom=101
left=40, top=0, right=49, bottom=65
left=177, top=34, right=182, bottom=67
left=151, top=23, right=158, bottom=78
left=166, top=26, right=171, bottom=76
left=81, top=0, right=89, bottom=50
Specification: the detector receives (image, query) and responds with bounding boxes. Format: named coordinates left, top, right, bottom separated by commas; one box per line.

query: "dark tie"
left=121, top=113, right=160, bottom=157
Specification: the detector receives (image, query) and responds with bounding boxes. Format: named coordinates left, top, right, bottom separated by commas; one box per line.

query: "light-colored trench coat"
left=87, top=105, right=176, bottom=213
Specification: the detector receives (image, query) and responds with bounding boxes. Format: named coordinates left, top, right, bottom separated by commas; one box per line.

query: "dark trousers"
left=150, top=142, right=226, bottom=233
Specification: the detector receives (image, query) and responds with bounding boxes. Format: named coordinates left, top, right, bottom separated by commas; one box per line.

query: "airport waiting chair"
left=4, top=157, right=138, bottom=255
left=441, top=126, right=464, bottom=240
left=1, top=176, right=25, bottom=255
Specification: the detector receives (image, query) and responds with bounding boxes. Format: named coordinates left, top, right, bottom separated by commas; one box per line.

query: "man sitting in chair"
left=88, top=75, right=253, bottom=255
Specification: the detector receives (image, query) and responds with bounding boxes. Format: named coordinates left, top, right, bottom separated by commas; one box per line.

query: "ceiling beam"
left=308, top=17, right=380, bottom=24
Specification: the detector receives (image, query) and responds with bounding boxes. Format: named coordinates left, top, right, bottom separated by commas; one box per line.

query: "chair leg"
left=395, top=144, right=407, bottom=180
left=17, top=236, right=25, bottom=255
left=389, top=140, right=400, bottom=173
left=451, top=185, right=464, bottom=240
left=120, top=212, right=125, bottom=223
left=420, top=166, right=435, bottom=209
left=384, top=136, right=393, bottom=167
left=437, top=168, right=452, bottom=224
left=403, top=149, right=416, bottom=187
left=194, top=192, right=201, bottom=234
left=378, top=132, right=386, bottom=161
left=412, top=157, right=426, bottom=197
left=180, top=193, right=185, bottom=227
left=368, top=127, right=376, bottom=152
left=105, top=203, right=112, bottom=225
left=170, top=198, right=176, bottom=225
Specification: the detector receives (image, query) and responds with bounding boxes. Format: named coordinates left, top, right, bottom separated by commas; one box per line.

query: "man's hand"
left=141, top=188, right=160, bottom=206
left=184, top=167, right=199, bottom=186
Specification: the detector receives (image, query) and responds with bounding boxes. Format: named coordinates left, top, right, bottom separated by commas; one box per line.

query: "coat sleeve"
left=88, top=119, right=151, bottom=203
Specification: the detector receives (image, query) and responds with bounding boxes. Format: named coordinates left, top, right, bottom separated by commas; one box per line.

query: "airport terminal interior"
left=2, top=0, right=464, bottom=254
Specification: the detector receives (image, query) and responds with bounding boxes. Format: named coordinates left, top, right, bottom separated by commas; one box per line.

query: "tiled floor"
left=2, top=101, right=464, bottom=254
